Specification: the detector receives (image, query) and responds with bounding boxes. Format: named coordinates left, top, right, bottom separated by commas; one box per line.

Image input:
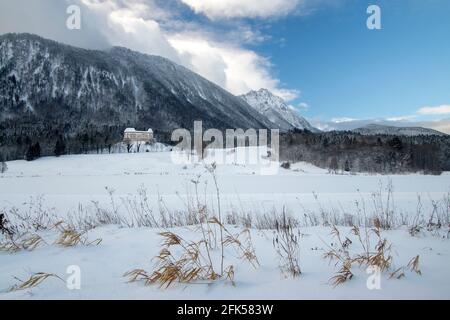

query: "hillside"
left=240, top=88, right=319, bottom=132
left=353, top=124, right=447, bottom=136
left=0, top=33, right=273, bottom=160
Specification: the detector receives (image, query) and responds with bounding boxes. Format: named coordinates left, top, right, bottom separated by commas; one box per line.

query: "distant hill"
left=353, top=124, right=447, bottom=137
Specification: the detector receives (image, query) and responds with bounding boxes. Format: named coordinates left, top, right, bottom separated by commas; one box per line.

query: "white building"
left=123, top=128, right=154, bottom=143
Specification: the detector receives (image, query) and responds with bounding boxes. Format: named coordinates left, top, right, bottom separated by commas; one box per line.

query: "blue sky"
left=246, top=0, right=450, bottom=122
left=1, top=0, right=449, bottom=130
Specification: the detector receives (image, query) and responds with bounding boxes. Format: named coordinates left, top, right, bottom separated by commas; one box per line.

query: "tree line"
left=280, top=129, right=450, bottom=174
left=1, top=119, right=449, bottom=175
left=0, top=115, right=174, bottom=162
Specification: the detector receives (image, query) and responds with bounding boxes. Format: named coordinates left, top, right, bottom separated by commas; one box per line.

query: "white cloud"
left=385, top=115, right=417, bottom=122
left=297, top=102, right=309, bottom=110
left=425, top=118, right=450, bottom=134
left=75, top=0, right=298, bottom=99
left=0, top=0, right=109, bottom=49
left=79, top=0, right=181, bottom=62
left=0, top=0, right=298, bottom=101
left=168, top=35, right=298, bottom=100
left=331, top=117, right=359, bottom=123
left=180, top=0, right=301, bottom=19
left=417, top=105, right=450, bottom=115
left=226, top=25, right=269, bottom=45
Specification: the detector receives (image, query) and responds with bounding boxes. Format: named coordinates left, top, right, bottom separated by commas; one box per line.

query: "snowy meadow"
left=0, top=150, right=449, bottom=299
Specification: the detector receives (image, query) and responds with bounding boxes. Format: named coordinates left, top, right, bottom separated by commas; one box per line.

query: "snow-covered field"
left=1, top=151, right=448, bottom=217
left=0, top=151, right=449, bottom=299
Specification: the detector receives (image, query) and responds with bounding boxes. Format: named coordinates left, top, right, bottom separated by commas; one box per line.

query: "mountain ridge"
left=0, top=33, right=282, bottom=160
left=353, top=124, right=447, bottom=137
left=240, top=88, right=319, bottom=132
left=0, top=33, right=276, bottom=130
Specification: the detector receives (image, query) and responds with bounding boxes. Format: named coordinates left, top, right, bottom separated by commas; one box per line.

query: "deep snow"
left=0, top=151, right=449, bottom=299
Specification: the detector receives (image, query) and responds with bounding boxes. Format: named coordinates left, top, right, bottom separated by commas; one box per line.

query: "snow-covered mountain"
left=240, top=89, right=319, bottom=132
left=311, top=118, right=450, bottom=136
left=0, top=33, right=273, bottom=133
left=353, top=124, right=447, bottom=136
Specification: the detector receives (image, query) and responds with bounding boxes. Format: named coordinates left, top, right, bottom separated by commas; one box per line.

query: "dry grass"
left=19, top=234, right=45, bottom=251
left=329, top=260, right=353, bottom=287
left=371, top=180, right=395, bottom=230
left=272, top=211, right=302, bottom=278
left=125, top=170, right=259, bottom=288
left=54, top=222, right=102, bottom=247
left=407, top=255, right=422, bottom=275
left=124, top=168, right=259, bottom=288
left=7, top=196, right=57, bottom=232
left=209, top=217, right=259, bottom=269
left=224, top=265, right=235, bottom=286
left=323, top=219, right=419, bottom=287
left=388, top=255, right=421, bottom=279
left=123, top=269, right=151, bottom=283
left=2, top=179, right=449, bottom=235
left=207, top=163, right=225, bottom=275
left=1, top=211, right=44, bottom=254
left=0, top=233, right=45, bottom=253
left=0, top=241, right=21, bottom=253
left=10, top=272, right=64, bottom=292
left=389, top=267, right=405, bottom=280
left=125, top=221, right=258, bottom=289
left=1, top=178, right=439, bottom=294
left=125, top=231, right=221, bottom=288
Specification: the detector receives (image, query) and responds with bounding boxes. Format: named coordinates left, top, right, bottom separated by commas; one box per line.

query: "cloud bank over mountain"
left=0, top=0, right=301, bottom=100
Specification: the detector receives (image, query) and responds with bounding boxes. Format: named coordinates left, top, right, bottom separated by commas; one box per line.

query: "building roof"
left=124, top=128, right=153, bottom=133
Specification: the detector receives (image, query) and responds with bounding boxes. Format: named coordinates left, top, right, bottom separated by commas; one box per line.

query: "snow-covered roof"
left=125, top=128, right=153, bottom=133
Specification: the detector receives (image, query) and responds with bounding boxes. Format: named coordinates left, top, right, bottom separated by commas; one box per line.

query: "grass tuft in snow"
left=10, top=273, right=64, bottom=292
left=407, top=255, right=422, bottom=275
left=323, top=219, right=422, bottom=287
left=53, top=222, right=102, bottom=247
left=272, top=210, right=302, bottom=278
left=125, top=167, right=259, bottom=288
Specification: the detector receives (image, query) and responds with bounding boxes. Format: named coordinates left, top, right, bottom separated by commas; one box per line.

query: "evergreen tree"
left=25, top=145, right=34, bottom=161
left=34, top=142, right=41, bottom=158
left=54, top=136, right=66, bottom=157
left=25, top=142, right=42, bottom=161
left=344, top=159, right=351, bottom=172
left=388, top=137, right=403, bottom=150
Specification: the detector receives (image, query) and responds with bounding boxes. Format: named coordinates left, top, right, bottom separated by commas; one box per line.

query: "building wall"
left=124, top=132, right=153, bottom=142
